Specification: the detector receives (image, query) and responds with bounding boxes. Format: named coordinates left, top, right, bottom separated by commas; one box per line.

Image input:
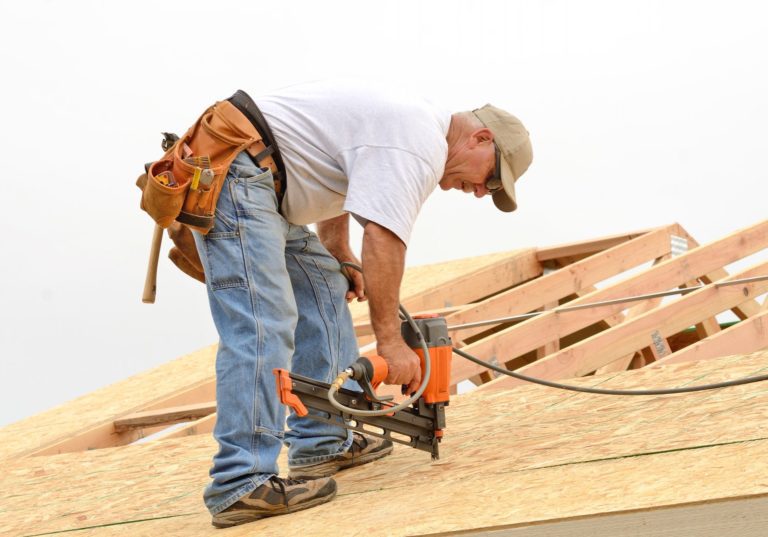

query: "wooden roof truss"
left=21, top=220, right=768, bottom=457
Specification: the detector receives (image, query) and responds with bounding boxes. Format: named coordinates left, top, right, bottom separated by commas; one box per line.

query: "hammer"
left=142, top=224, right=163, bottom=303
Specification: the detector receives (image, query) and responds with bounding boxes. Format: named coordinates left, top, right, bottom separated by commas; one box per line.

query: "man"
left=189, top=80, right=532, bottom=528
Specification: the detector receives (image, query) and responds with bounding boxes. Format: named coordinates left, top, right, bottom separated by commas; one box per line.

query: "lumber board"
left=695, top=316, right=722, bottom=338
left=595, top=291, right=665, bottom=374
left=482, top=260, right=768, bottom=389
left=535, top=227, right=657, bottom=262
left=29, top=376, right=218, bottom=457
left=399, top=249, right=541, bottom=313
left=350, top=251, right=537, bottom=340
left=681, top=274, right=722, bottom=358
left=113, top=402, right=217, bottom=432
left=3, top=351, right=768, bottom=536
left=535, top=300, right=560, bottom=358
left=678, top=228, right=764, bottom=319
left=445, top=225, right=679, bottom=345
left=152, top=412, right=217, bottom=441
left=451, top=219, right=768, bottom=386
left=346, top=249, right=538, bottom=322
left=702, top=268, right=763, bottom=320
left=354, top=305, right=462, bottom=338
left=653, top=310, right=768, bottom=367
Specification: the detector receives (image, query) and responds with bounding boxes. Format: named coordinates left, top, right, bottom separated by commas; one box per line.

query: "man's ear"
left=472, top=127, right=495, bottom=145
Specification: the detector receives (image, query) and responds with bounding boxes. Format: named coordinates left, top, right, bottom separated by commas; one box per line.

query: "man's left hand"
left=339, top=256, right=367, bottom=303
left=316, top=214, right=367, bottom=303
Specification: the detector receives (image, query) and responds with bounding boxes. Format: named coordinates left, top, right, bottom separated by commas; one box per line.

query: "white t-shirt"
left=255, top=80, right=451, bottom=244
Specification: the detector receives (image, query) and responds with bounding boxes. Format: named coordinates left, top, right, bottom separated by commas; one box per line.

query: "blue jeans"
left=193, top=152, right=358, bottom=515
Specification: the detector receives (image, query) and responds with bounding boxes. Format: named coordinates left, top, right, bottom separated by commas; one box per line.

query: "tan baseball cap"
left=473, top=104, right=533, bottom=212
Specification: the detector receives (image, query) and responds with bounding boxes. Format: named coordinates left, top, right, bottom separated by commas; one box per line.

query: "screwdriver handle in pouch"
left=142, top=224, right=163, bottom=303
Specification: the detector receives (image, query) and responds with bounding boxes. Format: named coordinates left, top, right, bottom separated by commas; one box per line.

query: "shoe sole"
left=288, top=443, right=394, bottom=479
left=211, top=489, right=337, bottom=528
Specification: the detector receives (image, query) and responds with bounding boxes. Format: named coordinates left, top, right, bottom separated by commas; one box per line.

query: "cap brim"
left=491, top=155, right=517, bottom=212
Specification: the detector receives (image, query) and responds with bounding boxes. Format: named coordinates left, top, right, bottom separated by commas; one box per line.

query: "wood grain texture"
left=484, top=260, right=768, bottom=389
left=113, top=402, right=217, bottom=432
left=535, top=227, right=657, bottom=262
left=1, top=251, right=526, bottom=461
left=346, top=249, right=533, bottom=322
left=445, top=226, right=677, bottom=346
left=451, top=219, right=768, bottom=385
left=5, top=226, right=768, bottom=535
left=2, top=351, right=768, bottom=536
left=653, top=310, right=768, bottom=367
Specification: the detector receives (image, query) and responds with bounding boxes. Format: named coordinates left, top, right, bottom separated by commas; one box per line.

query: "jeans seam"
left=255, top=425, right=285, bottom=438
left=233, top=181, right=263, bottom=462
left=288, top=436, right=353, bottom=466
left=291, top=253, right=338, bottom=382
left=312, top=255, right=344, bottom=371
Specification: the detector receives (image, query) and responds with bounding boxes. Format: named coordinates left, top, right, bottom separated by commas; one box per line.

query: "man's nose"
left=474, top=184, right=489, bottom=197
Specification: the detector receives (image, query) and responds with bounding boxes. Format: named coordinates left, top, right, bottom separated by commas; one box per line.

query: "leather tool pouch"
left=138, top=96, right=282, bottom=234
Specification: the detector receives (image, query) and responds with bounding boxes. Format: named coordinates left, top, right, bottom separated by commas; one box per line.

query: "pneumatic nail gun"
left=274, top=315, right=452, bottom=459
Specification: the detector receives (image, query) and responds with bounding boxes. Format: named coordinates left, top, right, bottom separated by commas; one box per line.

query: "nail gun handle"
left=350, top=356, right=393, bottom=403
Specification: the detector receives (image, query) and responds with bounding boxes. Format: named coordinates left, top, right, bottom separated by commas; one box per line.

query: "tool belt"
left=137, top=90, right=286, bottom=234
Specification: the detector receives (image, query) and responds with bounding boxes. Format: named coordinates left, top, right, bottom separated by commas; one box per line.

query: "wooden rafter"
left=595, top=254, right=672, bottom=374
left=113, top=402, right=217, bottom=433
left=14, top=221, right=768, bottom=463
left=397, top=249, right=542, bottom=313
left=445, top=225, right=680, bottom=349
left=7, top=222, right=768, bottom=537
left=653, top=309, right=768, bottom=367
left=482, top=260, right=768, bottom=390
left=451, top=220, right=768, bottom=387
left=535, top=227, right=657, bottom=264
left=29, top=376, right=216, bottom=456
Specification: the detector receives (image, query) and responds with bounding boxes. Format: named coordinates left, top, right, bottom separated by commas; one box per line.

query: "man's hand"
left=378, top=339, right=422, bottom=395
left=340, top=258, right=366, bottom=303
left=317, top=214, right=366, bottom=302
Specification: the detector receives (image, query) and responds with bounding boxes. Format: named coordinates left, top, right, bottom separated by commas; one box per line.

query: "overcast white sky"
left=1, top=0, right=766, bottom=427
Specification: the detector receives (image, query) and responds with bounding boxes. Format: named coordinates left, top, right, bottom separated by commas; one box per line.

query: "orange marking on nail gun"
left=273, top=369, right=308, bottom=416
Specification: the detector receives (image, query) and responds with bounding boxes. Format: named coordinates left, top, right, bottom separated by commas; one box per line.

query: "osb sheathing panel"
left=0, top=344, right=218, bottom=462
left=0, top=251, right=523, bottom=462
left=4, top=351, right=768, bottom=536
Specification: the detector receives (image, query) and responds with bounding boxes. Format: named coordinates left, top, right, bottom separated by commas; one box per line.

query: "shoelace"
left=267, top=476, right=308, bottom=507
left=351, top=432, right=369, bottom=453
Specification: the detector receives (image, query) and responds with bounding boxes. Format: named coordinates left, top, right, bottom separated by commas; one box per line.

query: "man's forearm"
left=361, top=222, right=420, bottom=390
left=316, top=213, right=351, bottom=258
left=361, top=222, right=406, bottom=345
left=318, top=213, right=366, bottom=302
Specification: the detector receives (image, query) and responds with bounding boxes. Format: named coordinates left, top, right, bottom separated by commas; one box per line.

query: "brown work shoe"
left=288, top=433, right=393, bottom=479
left=211, top=476, right=336, bottom=529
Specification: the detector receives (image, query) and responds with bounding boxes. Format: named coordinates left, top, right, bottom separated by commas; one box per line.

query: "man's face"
left=439, top=128, right=497, bottom=198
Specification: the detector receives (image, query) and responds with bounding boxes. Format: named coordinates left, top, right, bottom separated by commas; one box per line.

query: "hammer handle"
left=142, top=225, right=164, bottom=303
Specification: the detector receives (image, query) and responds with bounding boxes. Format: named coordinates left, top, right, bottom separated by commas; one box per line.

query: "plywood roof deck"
left=3, top=221, right=768, bottom=536
left=0, top=249, right=529, bottom=461
left=3, top=350, right=768, bottom=536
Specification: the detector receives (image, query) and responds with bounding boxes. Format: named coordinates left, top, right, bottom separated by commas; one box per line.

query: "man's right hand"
left=377, top=339, right=422, bottom=395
